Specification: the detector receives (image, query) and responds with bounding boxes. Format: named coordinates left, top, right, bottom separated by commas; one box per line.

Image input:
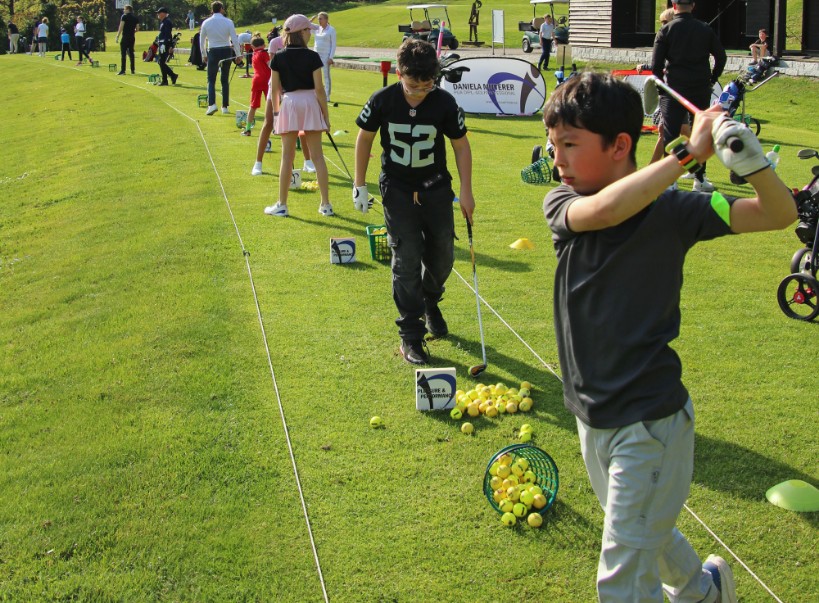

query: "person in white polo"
left=199, top=1, right=241, bottom=115
left=310, top=12, right=337, bottom=105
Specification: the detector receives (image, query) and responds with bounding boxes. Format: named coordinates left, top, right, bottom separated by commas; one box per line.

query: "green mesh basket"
left=483, top=443, right=558, bottom=516
left=521, top=157, right=553, bottom=185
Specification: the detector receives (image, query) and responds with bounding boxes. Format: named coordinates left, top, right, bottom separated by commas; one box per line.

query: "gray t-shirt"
left=544, top=185, right=734, bottom=428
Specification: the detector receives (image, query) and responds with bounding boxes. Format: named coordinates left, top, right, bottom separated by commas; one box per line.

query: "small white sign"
left=330, top=237, right=356, bottom=264
left=415, top=368, right=457, bottom=411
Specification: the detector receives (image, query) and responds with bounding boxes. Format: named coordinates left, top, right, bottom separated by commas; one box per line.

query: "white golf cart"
left=398, top=4, right=459, bottom=50
left=519, top=0, right=569, bottom=54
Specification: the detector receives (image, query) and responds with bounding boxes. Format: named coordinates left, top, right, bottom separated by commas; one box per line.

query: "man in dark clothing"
left=155, top=7, right=178, bottom=85
left=116, top=5, right=139, bottom=74
left=651, top=0, right=726, bottom=193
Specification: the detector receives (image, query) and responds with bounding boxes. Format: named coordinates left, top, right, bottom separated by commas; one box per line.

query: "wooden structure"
left=568, top=0, right=817, bottom=57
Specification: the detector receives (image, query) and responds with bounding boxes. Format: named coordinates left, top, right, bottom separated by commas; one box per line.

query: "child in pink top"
left=243, top=36, right=271, bottom=135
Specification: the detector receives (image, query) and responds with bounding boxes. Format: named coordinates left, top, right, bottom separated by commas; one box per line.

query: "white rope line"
left=46, top=61, right=330, bottom=601
left=684, top=504, right=785, bottom=603
left=450, top=265, right=784, bottom=602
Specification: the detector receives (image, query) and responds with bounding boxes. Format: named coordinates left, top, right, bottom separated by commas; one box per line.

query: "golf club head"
left=642, top=76, right=660, bottom=116
left=797, top=149, right=818, bottom=160
left=469, top=364, right=487, bottom=377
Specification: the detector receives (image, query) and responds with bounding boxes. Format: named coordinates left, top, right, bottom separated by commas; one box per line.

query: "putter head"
left=642, top=76, right=660, bottom=116
left=469, top=364, right=487, bottom=377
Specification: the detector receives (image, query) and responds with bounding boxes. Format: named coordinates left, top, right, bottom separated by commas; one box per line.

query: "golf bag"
left=143, top=40, right=158, bottom=62
left=190, top=32, right=204, bottom=69
left=745, top=55, right=779, bottom=85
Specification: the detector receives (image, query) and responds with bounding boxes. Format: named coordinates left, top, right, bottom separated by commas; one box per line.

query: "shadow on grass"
left=694, top=433, right=819, bottom=526
left=453, top=245, right=534, bottom=273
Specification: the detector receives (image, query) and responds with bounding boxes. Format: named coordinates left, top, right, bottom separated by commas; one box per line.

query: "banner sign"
left=441, top=57, right=547, bottom=115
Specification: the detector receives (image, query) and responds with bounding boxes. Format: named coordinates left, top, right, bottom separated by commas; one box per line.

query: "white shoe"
left=667, top=181, right=678, bottom=191
left=206, top=104, right=218, bottom=116
left=318, top=203, right=334, bottom=216
left=251, top=162, right=263, bottom=176
left=693, top=177, right=715, bottom=193
left=303, top=159, right=316, bottom=173
left=679, top=172, right=696, bottom=180
left=264, top=202, right=288, bottom=217
left=221, top=106, right=229, bottom=115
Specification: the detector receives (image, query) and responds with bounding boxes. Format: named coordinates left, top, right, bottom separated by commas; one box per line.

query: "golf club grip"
left=728, top=137, right=744, bottom=152
left=466, top=219, right=473, bottom=240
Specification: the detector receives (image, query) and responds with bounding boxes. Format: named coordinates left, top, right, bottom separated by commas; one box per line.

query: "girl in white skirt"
left=264, top=14, right=332, bottom=217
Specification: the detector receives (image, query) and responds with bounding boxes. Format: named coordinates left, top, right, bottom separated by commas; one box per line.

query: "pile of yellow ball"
left=449, top=381, right=535, bottom=435
left=300, top=181, right=319, bottom=191
left=488, top=452, right=547, bottom=528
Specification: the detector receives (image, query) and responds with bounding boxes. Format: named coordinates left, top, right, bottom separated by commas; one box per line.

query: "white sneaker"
left=264, top=202, right=288, bottom=217
left=251, top=162, right=263, bottom=176
left=703, top=555, right=737, bottom=603
left=303, top=160, right=316, bottom=173
left=206, top=104, right=218, bottom=116
left=221, top=106, right=229, bottom=115
left=680, top=172, right=696, bottom=180
left=693, top=177, right=715, bottom=193
left=318, top=203, right=334, bottom=216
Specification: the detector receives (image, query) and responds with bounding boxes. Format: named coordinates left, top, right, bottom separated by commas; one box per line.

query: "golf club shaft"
left=648, top=77, right=743, bottom=152
left=326, top=132, right=354, bottom=182
left=466, top=220, right=488, bottom=367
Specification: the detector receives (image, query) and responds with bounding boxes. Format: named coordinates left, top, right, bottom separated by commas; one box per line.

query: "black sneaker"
left=170, top=73, right=178, bottom=85
left=424, top=304, right=448, bottom=338
left=400, top=339, right=429, bottom=365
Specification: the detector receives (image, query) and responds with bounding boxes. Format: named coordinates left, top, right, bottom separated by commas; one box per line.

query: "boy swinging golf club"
left=542, top=72, right=795, bottom=602
left=353, top=38, right=475, bottom=365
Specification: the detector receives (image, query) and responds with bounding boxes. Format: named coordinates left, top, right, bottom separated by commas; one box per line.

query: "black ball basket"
left=483, top=443, right=559, bottom=516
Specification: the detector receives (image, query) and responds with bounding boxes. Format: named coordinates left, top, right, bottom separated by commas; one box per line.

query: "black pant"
left=538, top=38, right=551, bottom=70
left=120, top=36, right=135, bottom=72
left=380, top=182, right=456, bottom=340
left=206, top=46, right=234, bottom=107
left=158, top=47, right=175, bottom=83
left=660, top=87, right=711, bottom=178
left=61, top=42, right=72, bottom=60
left=75, top=36, right=91, bottom=61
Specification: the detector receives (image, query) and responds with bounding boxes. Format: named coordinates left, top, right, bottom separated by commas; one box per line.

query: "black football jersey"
left=356, top=83, right=467, bottom=190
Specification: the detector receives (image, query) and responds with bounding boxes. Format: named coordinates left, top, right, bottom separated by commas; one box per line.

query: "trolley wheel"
left=748, top=117, right=762, bottom=136
left=777, top=273, right=819, bottom=321
left=532, top=145, right=543, bottom=163
left=522, top=38, right=532, bottom=53
left=790, top=248, right=814, bottom=274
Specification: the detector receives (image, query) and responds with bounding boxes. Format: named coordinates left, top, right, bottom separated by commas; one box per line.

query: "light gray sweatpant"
left=577, top=399, right=720, bottom=603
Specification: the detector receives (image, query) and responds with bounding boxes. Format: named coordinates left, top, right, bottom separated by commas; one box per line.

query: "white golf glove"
left=353, top=185, right=369, bottom=214
left=712, top=115, right=769, bottom=177
left=159, top=44, right=166, bottom=54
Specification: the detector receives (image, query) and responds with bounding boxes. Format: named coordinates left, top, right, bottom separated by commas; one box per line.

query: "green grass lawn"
left=1, top=50, right=817, bottom=601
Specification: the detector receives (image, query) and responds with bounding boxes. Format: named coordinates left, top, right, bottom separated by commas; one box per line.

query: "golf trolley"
left=143, top=31, right=181, bottom=62
left=717, top=56, right=779, bottom=138
left=777, top=148, right=819, bottom=321
left=436, top=52, right=470, bottom=87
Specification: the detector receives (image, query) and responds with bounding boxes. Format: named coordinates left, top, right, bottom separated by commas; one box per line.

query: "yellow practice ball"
left=506, top=486, right=521, bottom=502
left=515, top=457, right=530, bottom=471
left=467, top=403, right=481, bottom=417
left=461, top=422, right=474, bottom=435
left=501, top=512, right=517, bottom=527
left=511, top=463, right=524, bottom=477
left=523, top=470, right=538, bottom=484
left=520, top=490, right=535, bottom=506
left=493, top=488, right=506, bottom=503
left=485, top=405, right=498, bottom=418
left=519, top=424, right=533, bottom=434
left=519, top=431, right=532, bottom=442
left=513, top=503, right=527, bottom=517
left=370, top=416, right=383, bottom=428
left=519, top=398, right=533, bottom=412
left=520, top=381, right=533, bottom=391
left=490, top=475, right=503, bottom=491
left=532, top=493, right=548, bottom=509
left=506, top=401, right=519, bottom=414
left=496, top=464, right=511, bottom=479
left=450, top=407, right=463, bottom=420
left=527, top=512, right=543, bottom=528
left=499, top=498, right=514, bottom=513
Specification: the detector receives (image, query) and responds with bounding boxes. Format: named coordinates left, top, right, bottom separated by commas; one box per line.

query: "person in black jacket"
left=651, top=0, right=726, bottom=192
left=155, top=7, right=178, bottom=85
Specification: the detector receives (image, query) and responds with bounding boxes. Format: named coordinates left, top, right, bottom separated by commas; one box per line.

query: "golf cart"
left=399, top=4, right=459, bottom=50
left=519, top=0, right=569, bottom=53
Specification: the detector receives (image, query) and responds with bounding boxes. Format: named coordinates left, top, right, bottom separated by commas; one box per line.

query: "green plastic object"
left=765, top=480, right=819, bottom=512
left=484, top=443, right=558, bottom=516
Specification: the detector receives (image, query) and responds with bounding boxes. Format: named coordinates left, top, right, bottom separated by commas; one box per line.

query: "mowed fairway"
left=1, top=53, right=817, bottom=601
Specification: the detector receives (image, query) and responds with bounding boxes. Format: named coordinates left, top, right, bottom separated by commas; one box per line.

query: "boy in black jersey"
left=543, top=72, right=794, bottom=603
left=354, top=39, right=475, bottom=365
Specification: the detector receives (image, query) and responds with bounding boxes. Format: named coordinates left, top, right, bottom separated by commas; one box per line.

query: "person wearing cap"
left=310, top=12, right=337, bottom=105
left=651, top=0, right=726, bottom=193
left=263, top=14, right=333, bottom=218
left=200, top=1, right=241, bottom=115
left=155, top=7, right=178, bottom=86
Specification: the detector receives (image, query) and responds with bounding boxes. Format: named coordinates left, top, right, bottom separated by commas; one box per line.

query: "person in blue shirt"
left=60, top=27, right=72, bottom=61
